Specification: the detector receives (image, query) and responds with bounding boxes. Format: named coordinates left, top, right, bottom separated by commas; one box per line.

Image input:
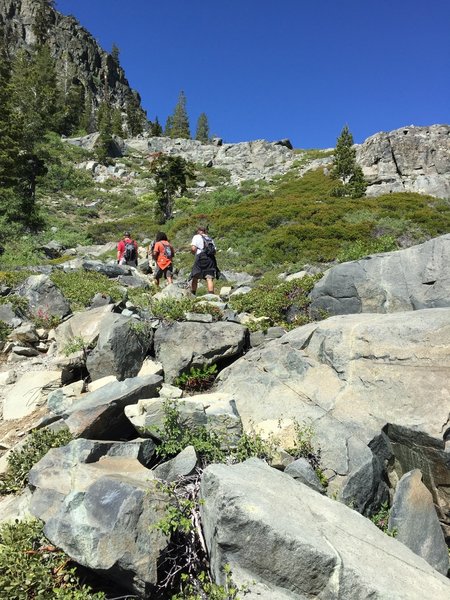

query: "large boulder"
left=17, top=274, right=71, bottom=319
left=29, top=440, right=168, bottom=597
left=56, top=374, right=162, bottom=438
left=357, top=125, right=450, bottom=198
left=388, top=469, right=449, bottom=575
left=310, top=234, right=450, bottom=316
left=54, top=304, right=114, bottom=351
left=3, top=370, right=61, bottom=420
left=86, top=313, right=153, bottom=381
left=200, top=460, right=450, bottom=600
left=216, top=308, right=450, bottom=530
left=153, top=321, right=248, bottom=382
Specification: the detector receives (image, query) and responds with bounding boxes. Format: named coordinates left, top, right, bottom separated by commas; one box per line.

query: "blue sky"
left=56, top=0, right=449, bottom=149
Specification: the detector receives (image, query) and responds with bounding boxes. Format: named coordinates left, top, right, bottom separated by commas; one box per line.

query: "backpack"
left=201, top=235, right=216, bottom=257
left=161, top=241, right=173, bottom=260
left=124, top=240, right=136, bottom=262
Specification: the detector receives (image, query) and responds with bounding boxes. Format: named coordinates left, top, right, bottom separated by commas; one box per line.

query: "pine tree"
left=150, top=116, right=162, bottom=137
left=331, top=125, right=367, bottom=198
left=170, top=90, right=190, bottom=139
left=195, top=112, right=210, bottom=143
left=33, top=0, right=55, bottom=46
left=111, top=43, right=120, bottom=65
left=80, top=90, right=95, bottom=134
left=126, top=96, right=145, bottom=136
left=111, top=107, right=123, bottom=136
left=149, top=154, right=195, bottom=222
left=0, top=42, right=43, bottom=232
left=164, top=115, right=173, bottom=137
left=96, top=101, right=113, bottom=163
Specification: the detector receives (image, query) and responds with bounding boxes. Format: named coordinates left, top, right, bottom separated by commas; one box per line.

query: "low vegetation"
left=0, top=519, right=105, bottom=599
left=50, top=270, right=123, bottom=311
left=0, top=428, right=73, bottom=495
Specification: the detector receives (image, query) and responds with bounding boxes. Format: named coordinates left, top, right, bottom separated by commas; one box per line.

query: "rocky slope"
left=0, top=0, right=144, bottom=118
left=0, top=237, right=449, bottom=597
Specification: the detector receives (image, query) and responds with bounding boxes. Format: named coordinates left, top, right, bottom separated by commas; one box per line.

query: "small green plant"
left=370, top=502, right=397, bottom=537
left=233, top=427, right=277, bottom=463
left=154, top=400, right=226, bottom=466
left=0, top=428, right=73, bottom=494
left=286, top=420, right=327, bottom=486
left=62, top=336, right=87, bottom=356
left=0, top=519, right=105, bottom=599
left=174, top=364, right=218, bottom=393
left=0, top=319, right=12, bottom=342
left=337, top=235, right=398, bottom=262
left=173, top=566, right=243, bottom=600
left=0, top=294, right=29, bottom=314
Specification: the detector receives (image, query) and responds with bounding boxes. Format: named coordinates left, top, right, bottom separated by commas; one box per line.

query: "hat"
left=124, top=231, right=131, bottom=237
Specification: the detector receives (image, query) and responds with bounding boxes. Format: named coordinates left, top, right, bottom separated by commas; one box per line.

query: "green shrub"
left=0, top=519, right=105, bottom=599
left=370, top=502, right=397, bottom=537
left=174, top=364, right=218, bottom=393
left=50, top=270, right=123, bottom=311
left=0, top=320, right=11, bottom=342
left=337, top=235, right=398, bottom=262
left=229, top=274, right=321, bottom=328
left=31, top=307, right=62, bottom=329
left=0, top=428, right=73, bottom=495
left=150, top=297, right=222, bottom=322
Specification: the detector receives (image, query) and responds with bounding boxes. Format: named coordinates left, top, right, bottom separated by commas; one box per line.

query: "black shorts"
left=155, top=265, right=173, bottom=280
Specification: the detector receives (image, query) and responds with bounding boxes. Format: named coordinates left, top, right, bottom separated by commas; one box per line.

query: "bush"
left=174, top=364, right=218, bottom=393
left=0, top=519, right=105, bottom=599
left=229, top=274, right=321, bottom=329
left=0, top=428, right=73, bottom=495
left=336, top=235, right=398, bottom=262
left=50, top=270, right=123, bottom=311
left=0, top=320, right=11, bottom=342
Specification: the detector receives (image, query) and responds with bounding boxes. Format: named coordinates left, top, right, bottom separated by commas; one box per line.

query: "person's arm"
left=152, top=242, right=159, bottom=260
left=117, top=241, right=123, bottom=263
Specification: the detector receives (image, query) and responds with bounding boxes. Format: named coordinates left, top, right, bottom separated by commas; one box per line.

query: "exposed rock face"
left=18, top=274, right=71, bottom=319
left=125, top=136, right=297, bottom=185
left=29, top=440, right=168, bottom=597
left=356, top=124, right=450, bottom=198
left=200, top=460, right=450, bottom=600
left=310, top=234, right=450, bottom=316
left=216, top=309, right=450, bottom=529
left=0, top=0, right=144, bottom=118
left=388, top=469, right=449, bottom=574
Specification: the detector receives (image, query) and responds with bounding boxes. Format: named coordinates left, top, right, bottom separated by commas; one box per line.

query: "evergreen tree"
left=33, top=0, right=55, bottom=46
left=80, top=90, right=95, bottom=134
left=195, top=112, right=210, bottom=143
left=126, top=96, right=145, bottom=136
left=111, top=107, right=123, bottom=136
left=95, top=101, right=113, bottom=163
left=9, top=46, right=59, bottom=147
left=150, top=116, right=162, bottom=137
left=149, top=154, right=194, bottom=222
left=331, top=125, right=367, bottom=198
left=164, top=115, right=173, bottom=137
left=170, top=90, right=190, bottom=139
left=111, top=43, right=120, bottom=65
left=0, top=42, right=43, bottom=233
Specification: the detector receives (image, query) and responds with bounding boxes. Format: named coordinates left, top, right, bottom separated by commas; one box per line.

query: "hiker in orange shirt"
left=152, top=232, right=175, bottom=287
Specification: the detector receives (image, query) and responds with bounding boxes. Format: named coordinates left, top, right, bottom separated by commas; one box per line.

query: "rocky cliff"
left=0, top=0, right=145, bottom=119
left=357, top=124, right=450, bottom=198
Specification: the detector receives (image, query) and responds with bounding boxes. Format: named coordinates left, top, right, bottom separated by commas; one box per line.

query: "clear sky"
left=56, top=0, right=449, bottom=149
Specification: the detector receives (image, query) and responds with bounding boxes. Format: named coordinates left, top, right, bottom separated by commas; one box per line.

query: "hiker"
left=117, top=232, right=138, bottom=266
left=190, top=226, right=218, bottom=294
left=152, top=231, right=175, bottom=287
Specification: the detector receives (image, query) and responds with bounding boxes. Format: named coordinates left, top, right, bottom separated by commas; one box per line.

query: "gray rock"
left=310, top=234, right=450, bottom=316
left=9, top=322, right=38, bottom=343
left=230, top=286, right=252, bottom=297
left=357, top=125, right=450, bottom=198
left=90, top=293, right=112, bottom=308
left=184, top=312, right=213, bottom=323
left=200, top=460, right=450, bottom=599
left=40, top=240, right=65, bottom=259
left=12, top=345, right=39, bottom=357
left=62, top=374, right=163, bottom=438
left=54, top=304, right=114, bottom=351
left=153, top=445, right=198, bottom=482
left=0, top=303, right=19, bottom=325
left=81, top=260, right=131, bottom=278
left=29, top=443, right=167, bottom=597
left=285, top=457, right=326, bottom=494
left=388, top=469, right=449, bottom=575
left=154, top=321, right=247, bottom=382
left=86, top=313, right=153, bottom=381
left=18, top=274, right=71, bottom=319
left=117, top=274, right=149, bottom=288
left=217, top=308, right=450, bottom=526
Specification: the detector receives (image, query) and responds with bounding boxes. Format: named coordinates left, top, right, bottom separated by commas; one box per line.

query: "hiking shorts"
left=155, top=265, right=173, bottom=280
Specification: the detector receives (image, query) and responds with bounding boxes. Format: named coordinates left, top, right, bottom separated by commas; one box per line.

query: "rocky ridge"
left=0, top=0, right=144, bottom=117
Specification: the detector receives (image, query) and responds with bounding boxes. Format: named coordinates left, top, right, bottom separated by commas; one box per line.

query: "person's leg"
left=206, top=275, right=214, bottom=293
left=191, top=277, right=198, bottom=294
